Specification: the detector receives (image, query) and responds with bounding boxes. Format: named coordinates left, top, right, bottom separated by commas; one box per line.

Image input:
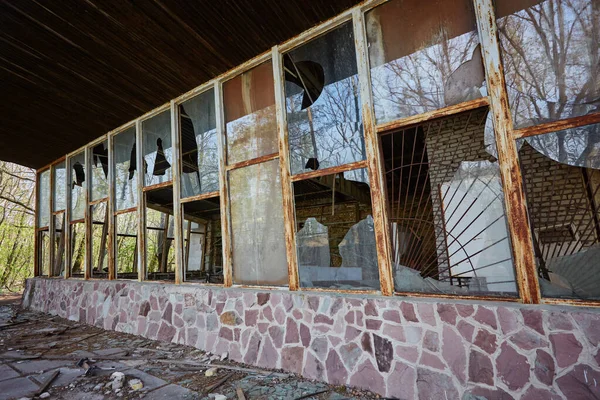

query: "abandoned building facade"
left=20, top=0, right=600, bottom=398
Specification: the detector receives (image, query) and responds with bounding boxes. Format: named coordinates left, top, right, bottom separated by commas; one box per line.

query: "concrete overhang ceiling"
left=0, top=0, right=360, bottom=169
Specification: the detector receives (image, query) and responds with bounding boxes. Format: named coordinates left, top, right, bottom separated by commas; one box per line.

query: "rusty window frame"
left=29, top=0, right=600, bottom=307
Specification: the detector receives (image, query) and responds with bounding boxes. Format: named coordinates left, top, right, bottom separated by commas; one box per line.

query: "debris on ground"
left=0, top=303, right=379, bottom=399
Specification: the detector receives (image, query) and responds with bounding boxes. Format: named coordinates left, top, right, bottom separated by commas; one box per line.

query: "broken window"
left=38, top=169, right=50, bottom=228
left=285, top=22, right=366, bottom=175
left=52, top=212, right=65, bottom=277
left=223, top=61, right=278, bottom=165
left=142, top=111, right=172, bottom=187
left=382, top=110, right=518, bottom=296
left=91, top=140, right=109, bottom=201
left=518, top=122, right=600, bottom=300
left=294, top=168, right=380, bottom=290
left=114, top=127, right=138, bottom=211
left=91, top=201, right=108, bottom=278
left=229, top=159, right=288, bottom=285
left=116, top=211, right=138, bottom=279
left=179, top=89, right=219, bottom=198
left=38, top=229, right=50, bottom=276
left=496, top=0, right=600, bottom=129
left=70, top=221, right=85, bottom=278
left=53, top=161, right=66, bottom=212
left=145, top=186, right=175, bottom=281
left=70, top=151, right=86, bottom=221
left=183, top=197, right=223, bottom=283
left=366, top=0, right=485, bottom=124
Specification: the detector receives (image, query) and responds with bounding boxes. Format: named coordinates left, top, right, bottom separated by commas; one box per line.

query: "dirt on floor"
left=0, top=299, right=382, bottom=400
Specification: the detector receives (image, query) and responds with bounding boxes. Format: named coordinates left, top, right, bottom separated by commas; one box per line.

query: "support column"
left=136, top=120, right=147, bottom=281
left=215, top=82, right=233, bottom=287
left=352, top=9, right=394, bottom=296
left=473, top=0, right=540, bottom=303
left=272, top=46, right=300, bottom=291
left=170, top=101, right=184, bottom=284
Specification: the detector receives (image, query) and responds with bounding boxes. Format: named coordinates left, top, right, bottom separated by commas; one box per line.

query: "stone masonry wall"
left=23, top=278, right=600, bottom=399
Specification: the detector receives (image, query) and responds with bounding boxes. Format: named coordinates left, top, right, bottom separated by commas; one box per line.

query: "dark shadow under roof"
left=0, top=0, right=360, bottom=169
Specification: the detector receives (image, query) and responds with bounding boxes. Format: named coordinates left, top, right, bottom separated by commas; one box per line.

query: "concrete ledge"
left=22, top=278, right=600, bottom=399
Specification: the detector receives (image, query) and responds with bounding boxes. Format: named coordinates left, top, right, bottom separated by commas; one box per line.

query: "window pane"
left=496, top=0, right=599, bottom=129
left=224, top=61, right=278, bottom=165
left=114, top=127, right=138, bottom=211
left=145, top=186, right=175, bottom=281
left=294, top=168, right=379, bottom=290
left=183, top=197, right=223, bottom=283
left=70, top=152, right=86, bottom=221
left=143, top=111, right=172, bottom=186
left=366, top=0, right=484, bottom=124
left=116, top=211, right=138, bottom=279
left=229, top=159, right=288, bottom=285
left=53, top=161, right=66, bottom=212
left=180, top=89, right=219, bottom=197
left=91, top=202, right=108, bottom=278
left=39, top=230, right=50, bottom=276
left=53, top=213, right=65, bottom=277
left=38, top=170, right=50, bottom=227
left=70, top=221, right=85, bottom=278
left=382, top=109, right=518, bottom=296
left=518, top=122, right=600, bottom=300
left=285, top=22, right=365, bottom=175
left=91, top=140, right=109, bottom=201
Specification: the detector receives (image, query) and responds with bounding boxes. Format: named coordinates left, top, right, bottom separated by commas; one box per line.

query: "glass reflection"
left=224, top=61, right=278, bottom=165
left=143, top=111, right=172, bottom=187
left=70, top=151, right=86, bottom=221
left=53, top=161, right=66, bottom=212
left=91, top=140, right=109, bottom=201
left=38, top=170, right=50, bottom=227
left=285, top=22, right=366, bottom=175
left=518, top=122, right=600, bottom=300
left=497, top=0, right=600, bottom=129
left=114, top=128, right=138, bottom=211
left=179, top=89, right=219, bottom=198
left=366, top=0, right=484, bottom=124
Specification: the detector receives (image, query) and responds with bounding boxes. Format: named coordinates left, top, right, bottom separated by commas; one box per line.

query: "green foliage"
left=0, top=162, right=36, bottom=293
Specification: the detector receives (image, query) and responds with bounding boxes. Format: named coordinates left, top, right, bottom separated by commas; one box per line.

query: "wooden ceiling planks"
left=0, top=0, right=359, bottom=169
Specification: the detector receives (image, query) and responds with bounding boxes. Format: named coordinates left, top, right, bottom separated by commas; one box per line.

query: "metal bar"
left=84, top=146, right=91, bottom=280
left=215, top=82, right=233, bottom=287
left=290, top=160, right=368, bottom=182
left=170, top=100, right=184, bottom=285
left=473, top=0, right=540, bottom=304
left=107, top=133, right=115, bottom=280
left=272, top=46, right=299, bottom=291
left=135, top=120, right=146, bottom=282
left=514, top=112, right=600, bottom=140
left=225, top=153, right=279, bottom=171
left=376, top=98, right=490, bottom=134
left=180, top=191, right=220, bottom=204
left=353, top=9, right=393, bottom=296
